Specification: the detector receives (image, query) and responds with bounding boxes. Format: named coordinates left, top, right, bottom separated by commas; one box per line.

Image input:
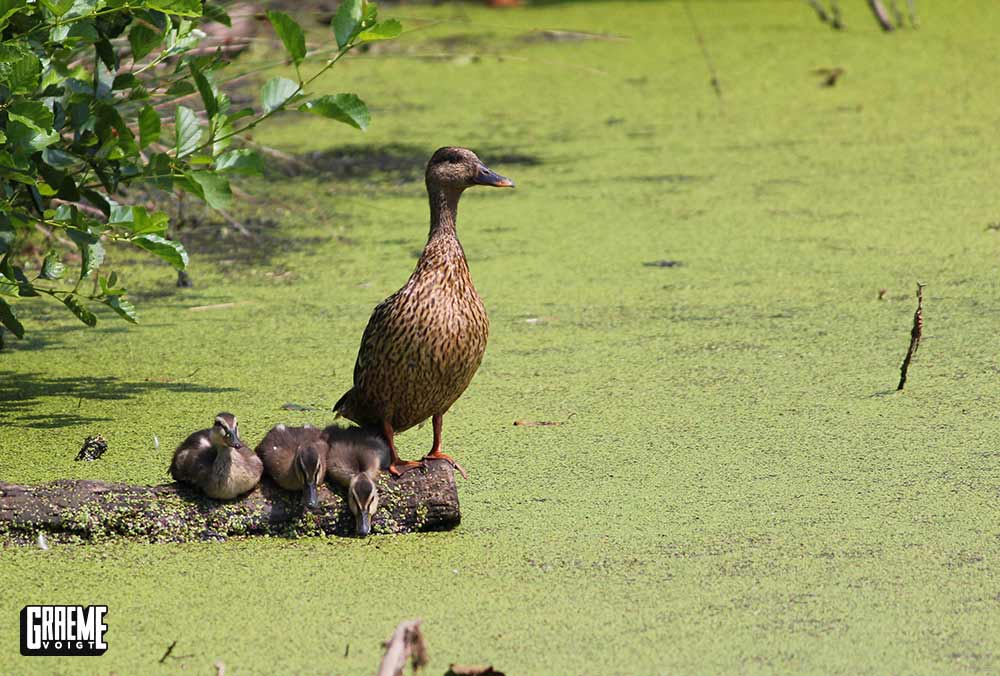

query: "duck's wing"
left=169, top=430, right=213, bottom=482
left=338, top=292, right=404, bottom=422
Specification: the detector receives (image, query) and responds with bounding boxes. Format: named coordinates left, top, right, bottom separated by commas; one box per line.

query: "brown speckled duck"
left=255, top=424, right=327, bottom=509
left=323, top=424, right=391, bottom=536
left=169, top=413, right=263, bottom=500
left=334, top=147, right=514, bottom=476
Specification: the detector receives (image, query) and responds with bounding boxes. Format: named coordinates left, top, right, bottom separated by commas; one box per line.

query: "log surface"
left=0, top=460, right=459, bottom=545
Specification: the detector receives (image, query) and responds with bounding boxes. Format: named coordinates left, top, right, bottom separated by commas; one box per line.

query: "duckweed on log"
left=0, top=462, right=458, bottom=545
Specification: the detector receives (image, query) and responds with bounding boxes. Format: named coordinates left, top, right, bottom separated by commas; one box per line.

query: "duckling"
left=323, top=425, right=391, bottom=536
left=333, top=147, right=514, bottom=476
left=169, top=413, right=263, bottom=500
left=255, top=424, right=328, bottom=509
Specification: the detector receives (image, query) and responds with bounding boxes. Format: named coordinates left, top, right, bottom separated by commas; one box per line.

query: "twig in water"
left=888, top=0, right=904, bottom=27
left=159, top=641, right=177, bottom=663
left=804, top=0, right=843, bottom=29
left=867, top=0, right=895, bottom=31
left=897, top=282, right=925, bottom=390
left=377, top=619, right=428, bottom=676
left=682, top=0, right=721, bottom=99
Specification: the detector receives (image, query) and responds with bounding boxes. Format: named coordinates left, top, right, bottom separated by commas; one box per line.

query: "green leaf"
left=41, top=252, right=65, bottom=280
left=188, top=171, right=232, bottom=209
left=109, top=205, right=168, bottom=235
left=112, top=73, right=139, bottom=90
left=42, top=148, right=81, bottom=169
left=145, top=0, right=202, bottom=17
left=260, top=77, right=300, bottom=114
left=215, top=149, right=263, bottom=175
left=203, top=2, right=231, bottom=27
left=6, top=121, right=59, bottom=153
left=165, top=80, right=195, bottom=97
left=132, top=208, right=169, bottom=236
left=40, top=0, right=73, bottom=18
left=0, top=297, right=24, bottom=339
left=299, top=94, right=370, bottom=130
left=357, top=19, right=402, bottom=43
left=190, top=64, right=218, bottom=119
left=332, top=0, right=363, bottom=49
left=132, top=235, right=188, bottom=270
left=8, top=100, right=54, bottom=129
left=63, top=295, right=97, bottom=327
left=174, top=105, right=202, bottom=157
left=267, top=10, right=306, bottom=66
left=0, top=43, right=40, bottom=94
left=95, top=38, right=117, bottom=72
left=67, top=228, right=105, bottom=280
left=0, top=219, right=14, bottom=254
left=106, top=296, right=138, bottom=324
left=129, top=22, right=162, bottom=61
left=138, top=105, right=161, bottom=149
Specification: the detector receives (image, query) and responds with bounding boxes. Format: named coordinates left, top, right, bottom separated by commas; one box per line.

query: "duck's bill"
left=474, top=165, right=515, bottom=188
left=356, top=511, right=372, bottom=537
left=304, top=483, right=319, bottom=509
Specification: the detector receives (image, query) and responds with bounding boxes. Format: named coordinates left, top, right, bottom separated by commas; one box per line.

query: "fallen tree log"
left=0, top=460, right=459, bottom=545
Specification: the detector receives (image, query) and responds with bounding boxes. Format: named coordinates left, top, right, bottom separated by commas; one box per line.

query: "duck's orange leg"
left=382, top=419, right=421, bottom=477
left=421, top=414, right=468, bottom=479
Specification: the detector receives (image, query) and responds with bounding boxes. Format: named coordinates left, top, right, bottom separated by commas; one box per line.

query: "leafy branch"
left=0, top=0, right=401, bottom=344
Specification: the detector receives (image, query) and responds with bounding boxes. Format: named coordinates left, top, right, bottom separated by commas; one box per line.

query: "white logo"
left=20, top=605, right=108, bottom=656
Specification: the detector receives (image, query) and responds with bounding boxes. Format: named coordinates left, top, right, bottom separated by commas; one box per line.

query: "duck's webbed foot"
left=388, top=460, right=424, bottom=477
left=421, top=451, right=468, bottom=480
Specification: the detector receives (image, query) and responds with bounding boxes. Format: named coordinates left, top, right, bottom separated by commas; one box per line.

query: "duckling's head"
left=209, top=413, right=242, bottom=450
left=347, top=474, right=379, bottom=537
left=294, top=443, right=326, bottom=510
left=426, top=147, right=514, bottom=192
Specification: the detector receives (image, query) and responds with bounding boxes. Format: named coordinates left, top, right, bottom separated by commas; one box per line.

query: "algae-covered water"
left=2, top=1, right=1000, bottom=673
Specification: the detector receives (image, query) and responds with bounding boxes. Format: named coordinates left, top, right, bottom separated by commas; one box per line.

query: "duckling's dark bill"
left=473, top=165, right=514, bottom=187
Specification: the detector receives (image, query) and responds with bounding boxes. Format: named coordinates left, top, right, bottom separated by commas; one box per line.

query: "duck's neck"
left=213, top=445, right=234, bottom=473
left=427, top=185, right=462, bottom=242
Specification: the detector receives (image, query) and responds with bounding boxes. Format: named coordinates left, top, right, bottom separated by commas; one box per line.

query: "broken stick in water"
left=897, top=282, right=925, bottom=390
left=377, top=619, right=428, bottom=676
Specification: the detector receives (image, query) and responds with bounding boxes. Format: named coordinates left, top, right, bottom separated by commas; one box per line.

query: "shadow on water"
left=0, top=371, right=238, bottom=428
left=269, top=143, right=544, bottom=184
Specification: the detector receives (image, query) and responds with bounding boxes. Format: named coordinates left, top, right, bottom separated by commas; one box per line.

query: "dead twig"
left=377, top=619, right=428, bottom=676
left=804, top=0, right=843, bottom=29
left=897, top=282, right=925, bottom=390
left=813, top=67, right=845, bottom=87
left=867, top=0, right=895, bottom=31
left=682, top=0, right=722, bottom=99
left=159, top=641, right=177, bottom=664
left=513, top=420, right=564, bottom=427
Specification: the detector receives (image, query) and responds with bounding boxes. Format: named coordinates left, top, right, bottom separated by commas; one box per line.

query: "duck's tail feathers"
left=332, top=388, right=355, bottom=417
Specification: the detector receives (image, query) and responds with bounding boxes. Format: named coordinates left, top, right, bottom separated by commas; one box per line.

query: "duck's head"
left=347, top=473, right=379, bottom=537
left=426, top=147, right=514, bottom=191
left=294, top=443, right=327, bottom=510
left=210, top=413, right=243, bottom=450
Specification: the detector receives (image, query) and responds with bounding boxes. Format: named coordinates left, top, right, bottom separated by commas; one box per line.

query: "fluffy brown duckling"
left=323, top=425, right=390, bottom=537
left=333, top=147, right=514, bottom=477
left=255, top=424, right=328, bottom=509
left=169, top=413, right=263, bottom=500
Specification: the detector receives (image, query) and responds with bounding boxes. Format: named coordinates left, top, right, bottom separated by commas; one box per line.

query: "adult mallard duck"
left=169, top=413, right=263, bottom=500
left=334, top=147, right=514, bottom=476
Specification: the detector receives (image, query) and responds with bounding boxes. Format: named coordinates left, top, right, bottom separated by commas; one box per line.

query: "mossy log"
left=0, top=460, right=459, bottom=545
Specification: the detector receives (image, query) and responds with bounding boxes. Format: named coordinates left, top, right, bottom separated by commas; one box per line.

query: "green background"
left=2, top=1, right=999, bottom=673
